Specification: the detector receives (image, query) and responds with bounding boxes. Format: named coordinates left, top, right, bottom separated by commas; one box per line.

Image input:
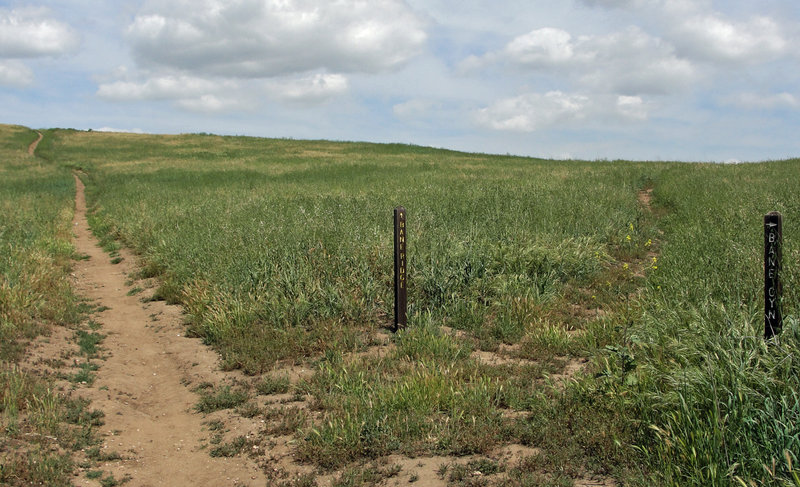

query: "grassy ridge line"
left=44, top=128, right=800, bottom=485
left=0, top=125, right=93, bottom=484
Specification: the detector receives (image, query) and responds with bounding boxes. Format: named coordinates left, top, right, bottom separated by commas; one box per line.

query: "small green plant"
left=195, top=385, right=249, bottom=413
left=236, top=402, right=261, bottom=418
left=209, top=436, right=248, bottom=457
left=69, top=362, right=99, bottom=385
left=126, top=286, right=143, bottom=296
left=86, top=447, right=122, bottom=462
left=257, top=375, right=291, bottom=395
left=76, top=330, right=104, bottom=357
left=100, top=473, right=131, bottom=486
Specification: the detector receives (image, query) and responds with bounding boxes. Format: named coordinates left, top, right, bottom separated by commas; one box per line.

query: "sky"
left=1, top=0, right=799, bottom=162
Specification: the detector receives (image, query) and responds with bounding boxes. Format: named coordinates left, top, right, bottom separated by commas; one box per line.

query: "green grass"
left=194, top=385, right=250, bottom=413
left=13, top=126, right=800, bottom=485
left=76, top=329, right=104, bottom=357
left=256, top=374, right=291, bottom=395
left=0, top=125, right=101, bottom=485
left=0, top=125, right=79, bottom=360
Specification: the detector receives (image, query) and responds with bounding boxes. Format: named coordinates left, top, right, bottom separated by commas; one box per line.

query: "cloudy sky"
left=1, top=0, right=799, bottom=161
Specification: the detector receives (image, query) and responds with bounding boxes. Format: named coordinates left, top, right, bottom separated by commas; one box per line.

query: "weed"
left=100, top=473, right=131, bottom=486
left=236, top=401, right=262, bottom=418
left=76, top=330, right=104, bottom=357
left=257, top=374, right=291, bottom=395
left=264, top=406, right=308, bottom=436
left=126, top=286, right=143, bottom=296
left=195, top=385, right=249, bottom=413
left=210, top=435, right=248, bottom=457
left=69, top=362, right=99, bottom=385
left=86, top=447, right=122, bottom=462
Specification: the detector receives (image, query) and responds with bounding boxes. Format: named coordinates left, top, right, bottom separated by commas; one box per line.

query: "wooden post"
left=394, top=206, right=407, bottom=331
left=764, top=211, right=783, bottom=339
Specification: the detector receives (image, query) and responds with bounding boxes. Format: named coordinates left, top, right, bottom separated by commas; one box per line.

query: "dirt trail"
left=28, top=131, right=43, bottom=155
left=70, top=174, right=267, bottom=486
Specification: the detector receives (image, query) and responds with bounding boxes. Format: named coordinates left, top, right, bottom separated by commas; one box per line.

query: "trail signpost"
left=394, top=206, right=407, bottom=331
left=764, top=211, right=783, bottom=339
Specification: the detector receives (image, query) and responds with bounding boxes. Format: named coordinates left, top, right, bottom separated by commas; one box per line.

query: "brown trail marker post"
left=394, top=206, right=407, bottom=331
left=764, top=211, right=783, bottom=339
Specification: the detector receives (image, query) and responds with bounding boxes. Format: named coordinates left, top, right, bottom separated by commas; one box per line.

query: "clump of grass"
left=68, top=362, right=99, bottom=385
left=257, top=374, right=291, bottom=395
left=331, top=462, right=402, bottom=487
left=209, top=435, right=249, bottom=457
left=298, top=353, right=506, bottom=468
left=194, top=385, right=249, bottom=413
left=264, top=406, right=308, bottom=436
left=439, top=458, right=504, bottom=487
left=76, top=330, right=104, bottom=357
left=126, top=286, right=143, bottom=296
left=236, top=402, right=261, bottom=418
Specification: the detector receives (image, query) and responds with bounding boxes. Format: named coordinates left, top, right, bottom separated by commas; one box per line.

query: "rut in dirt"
left=70, top=174, right=267, bottom=486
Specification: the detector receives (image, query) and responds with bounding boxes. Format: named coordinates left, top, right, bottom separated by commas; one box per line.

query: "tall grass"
left=48, top=130, right=654, bottom=372
left=0, top=124, right=88, bottom=485
left=40, top=128, right=800, bottom=484
left=621, top=162, right=800, bottom=485
left=0, top=126, right=79, bottom=359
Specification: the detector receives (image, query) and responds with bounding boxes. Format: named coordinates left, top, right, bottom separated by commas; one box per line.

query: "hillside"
left=2, top=124, right=798, bottom=486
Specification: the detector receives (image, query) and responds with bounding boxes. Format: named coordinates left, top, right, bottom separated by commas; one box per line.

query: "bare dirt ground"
left=67, top=174, right=267, bottom=486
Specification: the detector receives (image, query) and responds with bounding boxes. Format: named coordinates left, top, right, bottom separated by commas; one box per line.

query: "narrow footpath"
left=28, top=131, right=43, bottom=155
left=70, top=174, right=266, bottom=486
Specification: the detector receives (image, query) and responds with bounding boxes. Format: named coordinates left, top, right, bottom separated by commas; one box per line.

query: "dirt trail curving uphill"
left=70, top=174, right=266, bottom=486
left=28, top=131, right=43, bottom=155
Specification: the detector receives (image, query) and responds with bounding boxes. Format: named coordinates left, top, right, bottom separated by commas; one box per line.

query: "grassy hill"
left=3, top=124, right=799, bottom=485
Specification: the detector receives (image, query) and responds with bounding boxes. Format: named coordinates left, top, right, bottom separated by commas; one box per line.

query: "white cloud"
left=722, top=92, right=799, bottom=111
left=616, top=95, right=648, bottom=120
left=503, top=28, right=577, bottom=66
left=475, top=91, right=651, bottom=132
left=0, top=7, right=80, bottom=58
left=579, top=0, right=789, bottom=65
left=175, top=94, right=251, bottom=113
left=266, top=73, right=349, bottom=104
left=0, top=60, right=34, bottom=87
left=672, top=15, right=786, bottom=63
left=93, top=127, right=145, bottom=134
left=579, top=27, right=695, bottom=94
left=470, top=26, right=695, bottom=96
left=97, top=75, right=231, bottom=101
left=475, top=91, right=589, bottom=131
left=127, top=0, right=427, bottom=77
left=97, top=73, right=253, bottom=113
